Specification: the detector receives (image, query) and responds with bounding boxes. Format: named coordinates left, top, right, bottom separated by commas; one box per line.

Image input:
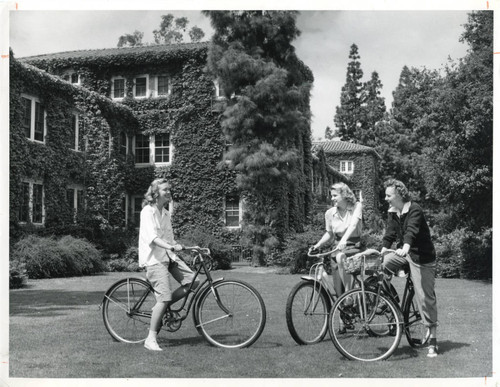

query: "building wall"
left=324, top=151, right=379, bottom=224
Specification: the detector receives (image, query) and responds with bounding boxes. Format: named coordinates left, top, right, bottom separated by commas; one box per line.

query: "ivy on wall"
left=10, top=51, right=138, bottom=239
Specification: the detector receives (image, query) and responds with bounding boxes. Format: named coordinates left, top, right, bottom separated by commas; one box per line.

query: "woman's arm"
left=313, top=231, right=334, bottom=250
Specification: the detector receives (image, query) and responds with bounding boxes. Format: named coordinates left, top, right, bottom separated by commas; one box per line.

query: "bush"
left=11, top=235, right=105, bottom=279
left=461, top=228, right=492, bottom=280
left=106, top=246, right=142, bottom=272
left=179, top=228, right=233, bottom=270
left=9, top=260, right=28, bottom=289
left=434, top=228, right=492, bottom=280
left=276, top=227, right=321, bottom=274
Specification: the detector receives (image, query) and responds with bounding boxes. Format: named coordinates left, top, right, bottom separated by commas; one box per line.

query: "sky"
left=5, top=4, right=474, bottom=140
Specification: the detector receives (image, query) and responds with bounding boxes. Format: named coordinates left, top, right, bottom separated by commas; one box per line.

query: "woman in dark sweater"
left=381, top=179, right=439, bottom=358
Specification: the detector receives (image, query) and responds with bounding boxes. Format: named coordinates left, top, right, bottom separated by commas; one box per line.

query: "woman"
left=138, top=178, right=199, bottom=351
left=312, top=182, right=363, bottom=296
left=381, top=178, right=438, bottom=358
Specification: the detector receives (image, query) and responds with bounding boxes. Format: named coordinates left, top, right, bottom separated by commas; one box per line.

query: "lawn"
left=6, top=267, right=495, bottom=383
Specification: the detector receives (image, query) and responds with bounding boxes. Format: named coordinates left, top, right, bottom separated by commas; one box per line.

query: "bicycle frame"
left=124, top=247, right=227, bottom=324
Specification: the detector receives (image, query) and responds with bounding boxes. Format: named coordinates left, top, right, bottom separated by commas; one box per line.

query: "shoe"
left=144, top=339, right=163, bottom=351
left=427, top=344, right=438, bottom=358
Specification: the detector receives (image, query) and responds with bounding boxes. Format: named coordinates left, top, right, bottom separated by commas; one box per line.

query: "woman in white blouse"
left=312, top=182, right=363, bottom=296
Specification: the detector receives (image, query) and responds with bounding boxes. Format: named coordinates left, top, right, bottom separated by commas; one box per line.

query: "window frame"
left=155, top=75, right=171, bottom=97
left=224, top=195, right=242, bottom=229
left=133, top=133, right=173, bottom=167
left=66, top=185, right=85, bottom=222
left=21, top=94, right=46, bottom=144
left=69, top=112, right=84, bottom=152
left=111, top=76, right=126, bottom=100
left=18, top=180, right=45, bottom=225
left=133, top=74, right=149, bottom=99
left=340, top=160, right=354, bottom=175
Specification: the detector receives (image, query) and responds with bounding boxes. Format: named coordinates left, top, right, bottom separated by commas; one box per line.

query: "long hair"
left=384, top=178, right=411, bottom=202
left=330, top=182, right=357, bottom=207
left=142, top=178, right=170, bottom=208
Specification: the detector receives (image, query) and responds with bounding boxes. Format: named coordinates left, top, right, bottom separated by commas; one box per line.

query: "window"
left=66, top=186, right=84, bottom=220
left=134, top=134, right=150, bottom=164
left=214, top=79, right=226, bottom=99
left=154, top=134, right=170, bottom=164
left=132, top=196, right=143, bottom=226
left=157, top=75, right=170, bottom=96
left=225, top=195, right=241, bottom=228
left=120, top=132, right=128, bottom=156
left=340, top=160, right=354, bottom=174
left=62, top=71, right=81, bottom=84
left=134, top=133, right=172, bottom=166
left=133, top=76, right=148, bottom=98
left=69, top=113, right=84, bottom=151
left=22, top=95, right=46, bottom=143
left=18, top=181, right=44, bottom=224
left=112, top=77, right=126, bottom=99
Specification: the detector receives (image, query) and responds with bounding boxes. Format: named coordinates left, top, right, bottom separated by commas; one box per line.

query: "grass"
left=8, top=268, right=493, bottom=380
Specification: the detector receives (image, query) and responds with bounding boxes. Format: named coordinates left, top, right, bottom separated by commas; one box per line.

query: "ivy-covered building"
left=10, top=52, right=138, bottom=238
left=312, top=140, right=380, bottom=222
left=10, top=42, right=379, bottom=253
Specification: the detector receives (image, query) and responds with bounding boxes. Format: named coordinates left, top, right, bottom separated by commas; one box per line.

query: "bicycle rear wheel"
left=102, top=278, right=155, bottom=343
left=329, top=289, right=402, bottom=361
left=195, top=280, right=266, bottom=349
left=403, top=289, right=430, bottom=348
left=285, top=281, right=331, bottom=345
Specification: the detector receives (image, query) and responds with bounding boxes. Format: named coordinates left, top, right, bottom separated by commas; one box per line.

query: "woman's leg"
left=337, top=252, right=354, bottom=292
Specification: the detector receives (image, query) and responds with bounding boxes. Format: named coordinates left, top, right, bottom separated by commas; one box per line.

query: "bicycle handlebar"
left=307, top=246, right=341, bottom=258
left=182, top=246, right=211, bottom=255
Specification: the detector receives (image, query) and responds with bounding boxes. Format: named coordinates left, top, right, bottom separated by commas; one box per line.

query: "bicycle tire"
left=402, top=289, right=430, bottom=348
left=285, top=281, right=331, bottom=345
left=195, top=280, right=266, bottom=349
left=329, top=289, right=402, bottom=361
left=102, top=277, right=155, bottom=343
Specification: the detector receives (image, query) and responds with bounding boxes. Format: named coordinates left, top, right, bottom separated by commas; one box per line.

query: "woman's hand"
left=173, top=244, right=184, bottom=252
left=337, top=241, right=347, bottom=251
left=395, top=244, right=410, bottom=257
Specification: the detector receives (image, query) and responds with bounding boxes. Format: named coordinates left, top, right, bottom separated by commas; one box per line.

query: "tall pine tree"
left=203, top=11, right=313, bottom=265
left=334, top=44, right=364, bottom=142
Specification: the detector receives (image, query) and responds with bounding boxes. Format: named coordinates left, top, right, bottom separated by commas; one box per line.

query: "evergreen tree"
left=334, top=44, right=364, bottom=141
left=358, top=71, right=386, bottom=147
left=203, top=11, right=313, bottom=265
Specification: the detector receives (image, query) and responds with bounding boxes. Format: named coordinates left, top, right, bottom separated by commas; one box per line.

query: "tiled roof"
left=20, top=41, right=209, bottom=62
left=312, top=140, right=380, bottom=158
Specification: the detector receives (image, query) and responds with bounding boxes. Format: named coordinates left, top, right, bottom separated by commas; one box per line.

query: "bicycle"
left=285, top=246, right=340, bottom=345
left=101, top=246, right=266, bottom=349
left=328, top=249, right=430, bottom=361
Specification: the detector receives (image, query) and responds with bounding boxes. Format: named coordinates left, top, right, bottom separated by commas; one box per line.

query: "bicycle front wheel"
left=329, top=289, right=402, bottom=361
left=403, top=289, right=430, bottom=348
left=102, top=278, right=155, bottom=343
left=196, top=280, right=266, bottom=349
left=285, top=281, right=331, bottom=345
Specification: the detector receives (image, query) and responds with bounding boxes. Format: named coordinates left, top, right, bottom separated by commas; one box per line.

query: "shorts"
left=145, top=257, right=196, bottom=303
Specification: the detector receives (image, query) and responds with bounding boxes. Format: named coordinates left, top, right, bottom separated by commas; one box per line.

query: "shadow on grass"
left=392, top=340, right=471, bottom=359
left=10, top=289, right=104, bottom=317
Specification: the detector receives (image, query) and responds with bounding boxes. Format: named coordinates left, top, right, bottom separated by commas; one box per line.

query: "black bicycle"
left=101, top=246, right=266, bottom=349
left=329, top=249, right=430, bottom=361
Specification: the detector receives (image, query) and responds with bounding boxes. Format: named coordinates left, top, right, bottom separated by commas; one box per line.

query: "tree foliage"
left=203, top=11, right=313, bottom=265
left=117, top=13, right=206, bottom=47
left=117, top=30, right=144, bottom=48
left=334, top=44, right=364, bottom=141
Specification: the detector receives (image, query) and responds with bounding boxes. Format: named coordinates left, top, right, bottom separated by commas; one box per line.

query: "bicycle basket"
left=344, top=249, right=382, bottom=275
